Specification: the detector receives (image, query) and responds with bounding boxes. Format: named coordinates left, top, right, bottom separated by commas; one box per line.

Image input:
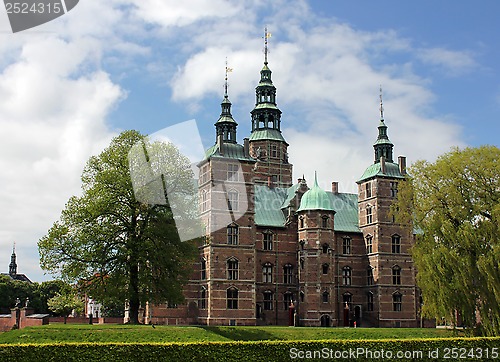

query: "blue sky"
left=0, top=0, right=499, bottom=282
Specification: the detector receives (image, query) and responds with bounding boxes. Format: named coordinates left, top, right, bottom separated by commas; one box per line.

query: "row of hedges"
left=0, top=338, right=499, bottom=361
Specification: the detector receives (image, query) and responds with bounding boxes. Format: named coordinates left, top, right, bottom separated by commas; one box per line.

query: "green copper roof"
left=297, top=174, right=335, bottom=212
left=254, top=185, right=287, bottom=227
left=253, top=103, right=280, bottom=110
left=328, top=192, right=360, bottom=232
left=357, top=161, right=404, bottom=183
left=249, top=129, right=286, bottom=142
left=203, top=142, right=255, bottom=162
left=215, top=115, right=237, bottom=124
left=281, top=182, right=301, bottom=209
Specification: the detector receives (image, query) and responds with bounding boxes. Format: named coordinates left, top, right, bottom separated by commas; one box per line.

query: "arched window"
left=283, top=292, right=294, bottom=310
left=343, top=293, right=352, bottom=310
left=322, top=291, right=329, bottom=303
left=263, top=291, right=273, bottom=310
left=300, top=291, right=305, bottom=303
left=342, top=266, right=352, bottom=286
left=227, top=190, right=239, bottom=211
left=322, top=216, right=329, bottom=228
left=227, top=258, right=238, bottom=280
left=392, top=265, right=401, bottom=285
left=322, top=243, right=329, bottom=254
left=262, top=263, right=273, bottom=283
left=392, top=235, right=401, bottom=254
left=227, top=288, right=238, bottom=309
left=393, top=292, right=402, bottom=312
left=227, top=224, right=239, bottom=245
left=299, top=216, right=304, bottom=229
left=322, top=263, right=329, bottom=275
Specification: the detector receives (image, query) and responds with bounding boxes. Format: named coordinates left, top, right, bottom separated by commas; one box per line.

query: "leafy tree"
left=36, top=280, right=73, bottom=314
left=394, top=146, right=500, bottom=336
left=47, top=292, right=84, bottom=324
left=38, top=130, right=198, bottom=324
left=0, top=276, right=35, bottom=313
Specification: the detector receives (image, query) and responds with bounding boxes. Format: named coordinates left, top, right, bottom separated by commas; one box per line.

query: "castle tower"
left=357, top=90, right=417, bottom=327
left=195, top=62, right=257, bottom=326
left=296, top=173, right=336, bottom=326
left=248, top=29, right=293, bottom=188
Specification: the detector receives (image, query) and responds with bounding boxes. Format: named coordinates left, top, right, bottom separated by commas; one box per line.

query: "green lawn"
left=0, top=324, right=458, bottom=344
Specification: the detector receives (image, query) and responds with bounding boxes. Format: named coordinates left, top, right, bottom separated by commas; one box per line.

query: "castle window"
left=300, top=291, right=305, bottom=303
left=322, top=291, right=329, bottom=303
left=392, top=235, right=401, bottom=254
left=322, top=263, right=329, bottom=275
left=227, top=190, right=239, bottom=211
left=263, top=291, right=273, bottom=310
left=227, top=164, right=239, bottom=182
left=283, top=292, right=294, bottom=310
left=283, top=264, right=293, bottom=284
left=200, top=258, right=206, bottom=280
left=299, top=217, right=304, bottom=229
left=227, top=224, right=239, bottom=245
left=367, top=292, right=374, bottom=311
left=322, top=243, right=329, bottom=254
left=263, top=232, right=273, bottom=250
left=201, top=190, right=209, bottom=212
left=392, top=266, right=401, bottom=285
left=200, top=164, right=209, bottom=184
left=367, top=267, right=374, bottom=285
left=199, top=287, right=207, bottom=309
left=393, top=293, right=402, bottom=312
left=262, top=263, right=273, bottom=283
left=366, top=206, right=373, bottom=224
left=365, top=182, right=372, bottom=198
left=342, top=266, right=352, bottom=286
left=366, top=235, right=373, bottom=254
left=300, top=258, right=304, bottom=270
left=321, top=216, right=329, bottom=228
left=342, top=237, right=351, bottom=255
left=227, top=288, right=238, bottom=309
left=271, top=144, right=278, bottom=158
left=390, top=182, right=398, bottom=197
left=227, top=259, right=239, bottom=280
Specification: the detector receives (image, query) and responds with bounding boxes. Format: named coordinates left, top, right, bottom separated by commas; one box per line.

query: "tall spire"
left=9, top=242, right=17, bottom=276
left=215, top=59, right=237, bottom=144
left=374, top=86, right=394, bottom=163
left=264, top=27, right=271, bottom=65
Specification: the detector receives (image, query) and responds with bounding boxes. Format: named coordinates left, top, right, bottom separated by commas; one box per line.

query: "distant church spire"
left=374, top=86, right=394, bottom=163
left=9, top=242, right=17, bottom=276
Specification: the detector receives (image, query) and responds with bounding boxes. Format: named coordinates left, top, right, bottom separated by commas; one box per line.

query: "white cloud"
left=416, top=47, right=477, bottom=75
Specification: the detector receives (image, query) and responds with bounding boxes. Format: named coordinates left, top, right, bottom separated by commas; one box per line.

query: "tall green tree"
left=39, top=130, right=198, bottom=324
left=47, top=292, right=84, bottom=324
left=394, top=146, right=500, bottom=336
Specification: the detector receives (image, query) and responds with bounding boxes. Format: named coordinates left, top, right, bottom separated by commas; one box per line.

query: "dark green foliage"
left=0, top=338, right=499, bottom=362
left=394, top=146, right=500, bottom=336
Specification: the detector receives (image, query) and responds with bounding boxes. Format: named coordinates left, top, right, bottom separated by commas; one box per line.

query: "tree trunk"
left=128, top=261, right=141, bottom=324
left=64, top=316, right=67, bottom=324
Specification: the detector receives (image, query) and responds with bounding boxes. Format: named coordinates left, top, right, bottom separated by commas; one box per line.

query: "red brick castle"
left=148, top=42, right=424, bottom=328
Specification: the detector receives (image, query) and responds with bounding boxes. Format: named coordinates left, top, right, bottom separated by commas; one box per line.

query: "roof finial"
left=12, top=241, right=16, bottom=254
left=379, top=85, right=384, bottom=120
left=263, top=27, right=271, bottom=65
left=224, top=57, right=233, bottom=97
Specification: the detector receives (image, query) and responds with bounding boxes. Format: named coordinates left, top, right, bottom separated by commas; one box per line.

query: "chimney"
left=243, top=138, right=249, bottom=157
left=331, top=181, right=339, bottom=194
left=398, top=156, right=407, bottom=175
left=217, top=134, right=224, bottom=155
left=380, top=156, right=386, bottom=174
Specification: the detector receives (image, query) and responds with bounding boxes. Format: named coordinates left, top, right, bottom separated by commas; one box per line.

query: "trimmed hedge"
left=0, top=338, right=499, bottom=361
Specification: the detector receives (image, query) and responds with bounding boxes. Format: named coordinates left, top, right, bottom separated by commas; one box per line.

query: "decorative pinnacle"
left=224, top=57, right=233, bottom=97
left=12, top=241, right=15, bottom=254
left=379, top=85, right=384, bottom=120
left=263, top=27, right=271, bottom=65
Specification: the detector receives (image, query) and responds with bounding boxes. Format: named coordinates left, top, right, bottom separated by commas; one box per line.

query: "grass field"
left=0, top=324, right=458, bottom=344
